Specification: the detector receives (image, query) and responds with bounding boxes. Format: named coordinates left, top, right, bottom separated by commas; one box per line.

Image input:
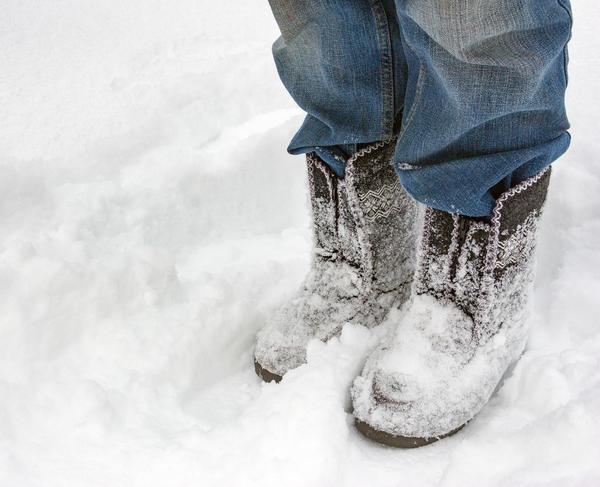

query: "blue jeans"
left=268, top=0, right=572, bottom=217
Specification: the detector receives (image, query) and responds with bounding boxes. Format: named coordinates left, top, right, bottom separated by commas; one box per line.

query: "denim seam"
left=398, top=63, right=427, bottom=164
left=369, top=0, right=395, bottom=140
left=556, top=0, right=573, bottom=86
left=395, top=53, right=427, bottom=165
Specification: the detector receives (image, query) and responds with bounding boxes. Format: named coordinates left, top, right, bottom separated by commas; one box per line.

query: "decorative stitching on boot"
left=344, top=138, right=414, bottom=294
left=358, top=181, right=405, bottom=223
left=346, top=139, right=390, bottom=165
left=344, top=145, right=384, bottom=290
left=476, top=166, right=551, bottom=331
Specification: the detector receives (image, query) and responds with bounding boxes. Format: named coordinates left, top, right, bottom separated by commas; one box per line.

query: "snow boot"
left=254, top=139, right=417, bottom=382
left=352, top=168, right=551, bottom=447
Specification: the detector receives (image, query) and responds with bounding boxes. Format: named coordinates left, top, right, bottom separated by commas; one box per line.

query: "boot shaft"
left=415, top=168, right=552, bottom=337
left=306, top=155, right=338, bottom=257
left=306, top=140, right=417, bottom=294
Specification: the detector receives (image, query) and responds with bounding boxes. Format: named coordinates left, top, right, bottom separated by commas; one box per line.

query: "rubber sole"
left=254, top=359, right=283, bottom=383
left=355, top=418, right=465, bottom=448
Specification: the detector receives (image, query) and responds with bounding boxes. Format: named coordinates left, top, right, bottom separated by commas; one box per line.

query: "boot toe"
left=254, top=316, right=309, bottom=381
left=253, top=359, right=283, bottom=383
left=253, top=337, right=306, bottom=381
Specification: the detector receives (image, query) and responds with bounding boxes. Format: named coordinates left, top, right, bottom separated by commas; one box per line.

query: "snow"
left=352, top=287, right=529, bottom=440
left=0, top=1, right=599, bottom=486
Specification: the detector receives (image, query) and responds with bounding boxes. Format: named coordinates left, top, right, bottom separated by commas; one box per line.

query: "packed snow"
left=1, top=1, right=599, bottom=486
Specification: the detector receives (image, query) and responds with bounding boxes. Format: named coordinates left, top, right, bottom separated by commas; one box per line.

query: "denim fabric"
left=268, top=0, right=403, bottom=152
left=268, top=0, right=572, bottom=217
left=313, top=145, right=356, bottom=178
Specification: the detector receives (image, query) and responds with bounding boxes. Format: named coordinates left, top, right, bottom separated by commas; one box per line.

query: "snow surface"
left=1, top=1, right=599, bottom=486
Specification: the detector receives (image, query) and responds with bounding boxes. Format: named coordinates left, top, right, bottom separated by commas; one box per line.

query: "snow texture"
left=1, top=1, right=599, bottom=486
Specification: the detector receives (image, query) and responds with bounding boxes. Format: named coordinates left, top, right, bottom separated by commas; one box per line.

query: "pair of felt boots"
left=254, top=139, right=551, bottom=447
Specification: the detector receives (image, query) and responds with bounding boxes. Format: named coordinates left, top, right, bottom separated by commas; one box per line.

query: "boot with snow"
left=254, top=139, right=417, bottom=382
left=352, top=168, right=551, bottom=447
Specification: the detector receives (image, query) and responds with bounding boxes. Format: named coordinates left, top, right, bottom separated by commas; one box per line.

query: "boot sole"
left=355, top=418, right=465, bottom=448
left=254, top=359, right=283, bottom=383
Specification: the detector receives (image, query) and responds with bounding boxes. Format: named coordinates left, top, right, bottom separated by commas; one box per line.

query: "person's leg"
left=268, top=0, right=406, bottom=175
left=392, top=0, right=572, bottom=217
left=352, top=0, right=573, bottom=447
left=255, top=0, right=418, bottom=382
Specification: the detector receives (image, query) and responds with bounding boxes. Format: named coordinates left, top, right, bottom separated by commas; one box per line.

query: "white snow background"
left=1, top=1, right=599, bottom=486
